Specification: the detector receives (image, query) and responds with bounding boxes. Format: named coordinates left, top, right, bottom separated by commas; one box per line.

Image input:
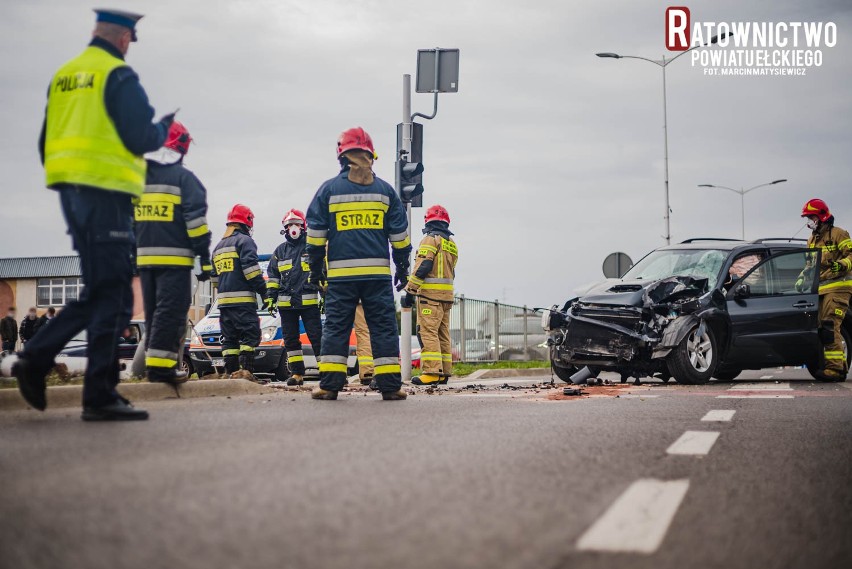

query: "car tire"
left=552, top=364, right=578, bottom=383
left=274, top=353, right=289, bottom=382
left=807, top=325, right=851, bottom=382
left=180, top=357, right=194, bottom=377
left=713, top=368, right=741, bottom=382
left=668, top=324, right=717, bottom=385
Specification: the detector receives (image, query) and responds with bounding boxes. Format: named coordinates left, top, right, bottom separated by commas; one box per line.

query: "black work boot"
left=239, top=353, right=255, bottom=374
left=224, top=355, right=240, bottom=375
left=82, top=397, right=149, bottom=421
left=287, top=374, right=304, bottom=386
left=311, top=388, right=338, bottom=400
left=12, top=355, right=48, bottom=411
left=147, top=368, right=188, bottom=386
left=359, top=374, right=374, bottom=386
left=382, top=389, right=408, bottom=401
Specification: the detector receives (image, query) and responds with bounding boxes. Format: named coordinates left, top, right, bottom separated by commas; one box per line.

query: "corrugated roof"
left=0, top=256, right=81, bottom=279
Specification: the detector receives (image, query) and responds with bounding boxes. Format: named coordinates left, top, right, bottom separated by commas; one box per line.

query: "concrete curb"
left=0, top=379, right=272, bottom=412
left=463, top=367, right=550, bottom=380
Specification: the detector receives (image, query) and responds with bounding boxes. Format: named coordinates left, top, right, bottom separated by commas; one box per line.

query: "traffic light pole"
left=400, top=73, right=413, bottom=382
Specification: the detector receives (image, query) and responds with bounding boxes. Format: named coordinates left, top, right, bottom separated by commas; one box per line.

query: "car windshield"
left=621, top=248, right=728, bottom=288
left=466, top=339, right=490, bottom=351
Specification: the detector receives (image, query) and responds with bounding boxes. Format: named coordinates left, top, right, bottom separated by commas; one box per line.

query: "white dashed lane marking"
left=576, top=479, right=690, bottom=553
left=666, top=431, right=720, bottom=455
left=701, top=410, right=735, bottom=422
left=728, top=382, right=792, bottom=391
left=717, top=395, right=795, bottom=399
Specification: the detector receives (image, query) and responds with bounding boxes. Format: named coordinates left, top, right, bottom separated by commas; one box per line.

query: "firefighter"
left=403, top=205, right=458, bottom=385
left=212, top=205, right=270, bottom=379
left=306, top=127, right=411, bottom=401
left=136, top=121, right=212, bottom=385
left=800, top=199, right=852, bottom=381
left=267, top=209, right=323, bottom=385
left=15, top=9, right=173, bottom=420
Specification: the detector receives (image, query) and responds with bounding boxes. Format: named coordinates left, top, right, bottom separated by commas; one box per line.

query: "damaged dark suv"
left=544, top=239, right=850, bottom=384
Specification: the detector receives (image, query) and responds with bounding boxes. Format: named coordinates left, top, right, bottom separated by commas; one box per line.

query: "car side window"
left=739, top=250, right=819, bottom=297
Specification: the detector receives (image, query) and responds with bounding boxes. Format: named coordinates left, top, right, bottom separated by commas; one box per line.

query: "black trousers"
left=140, top=268, right=191, bottom=378
left=319, top=279, right=401, bottom=393
left=220, top=305, right=260, bottom=371
left=22, top=187, right=134, bottom=407
left=279, top=306, right=322, bottom=375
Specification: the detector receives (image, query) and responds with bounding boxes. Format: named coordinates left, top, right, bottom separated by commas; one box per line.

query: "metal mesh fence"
left=442, top=295, right=546, bottom=363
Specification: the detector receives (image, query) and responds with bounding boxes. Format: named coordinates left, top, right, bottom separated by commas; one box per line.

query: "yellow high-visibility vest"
left=44, top=46, right=146, bottom=197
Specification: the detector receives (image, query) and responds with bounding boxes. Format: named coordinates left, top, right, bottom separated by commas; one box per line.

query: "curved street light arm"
left=700, top=184, right=742, bottom=196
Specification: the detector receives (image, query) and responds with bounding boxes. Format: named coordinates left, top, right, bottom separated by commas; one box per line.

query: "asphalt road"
left=2, top=369, right=851, bottom=569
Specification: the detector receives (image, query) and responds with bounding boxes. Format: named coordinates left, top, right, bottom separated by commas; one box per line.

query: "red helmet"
left=282, top=208, right=306, bottom=227
left=337, top=127, right=377, bottom=159
left=801, top=198, right=831, bottom=222
left=164, top=121, right=192, bottom=155
left=227, top=204, right=254, bottom=228
left=425, top=204, right=450, bottom=224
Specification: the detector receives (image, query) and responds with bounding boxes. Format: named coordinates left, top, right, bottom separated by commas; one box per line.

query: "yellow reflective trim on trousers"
left=146, top=356, right=177, bottom=368
left=441, top=354, right=452, bottom=360
left=358, top=357, right=374, bottom=363
left=319, top=362, right=348, bottom=373
left=288, top=355, right=304, bottom=363
left=222, top=349, right=240, bottom=356
left=375, top=364, right=401, bottom=375
left=187, top=224, right=209, bottom=238
left=327, top=266, right=392, bottom=278
left=819, top=281, right=852, bottom=293
left=302, top=299, right=319, bottom=306
left=329, top=201, right=390, bottom=213
left=307, top=236, right=327, bottom=246
left=391, top=236, right=411, bottom=249
left=137, top=256, right=194, bottom=267
left=240, top=345, right=255, bottom=352
left=218, top=296, right=256, bottom=305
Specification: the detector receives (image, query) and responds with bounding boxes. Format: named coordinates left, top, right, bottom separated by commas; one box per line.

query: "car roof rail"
left=679, top=238, right=742, bottom=244
left=750, top=238, right=808, bottom=243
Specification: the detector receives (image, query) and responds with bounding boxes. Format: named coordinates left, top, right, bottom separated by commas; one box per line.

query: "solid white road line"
left=760, top=375, right=774, bottom=379
left=728, top=382, right=792, bottom=391
left=576, top=479, right=690, bottom=554
left=666, top=431, right=720, bottom=455
left=717, top=395, right=794, bottom=399
left=701, top=410, right=735, bottom=422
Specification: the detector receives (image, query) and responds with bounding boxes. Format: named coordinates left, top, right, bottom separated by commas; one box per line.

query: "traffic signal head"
left=396, top=159, right=424, bottom=204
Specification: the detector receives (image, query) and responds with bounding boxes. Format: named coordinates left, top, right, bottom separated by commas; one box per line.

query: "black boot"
left=12, top=355, right=49, bottom=411
left=147, top=368, right=188, bottom=386
left=239, top=352, right=255, bottom=374
left=224, top=355, right=240, bottom=375
left=82, top=397, right=149, bottom=421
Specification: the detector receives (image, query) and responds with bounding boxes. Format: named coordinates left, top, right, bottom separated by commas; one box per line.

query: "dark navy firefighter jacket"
left=267, top=235, right=322, bottom=309
left=212, top=228, right=267, bottom=307
left=305, top=167, right=411, bottom=281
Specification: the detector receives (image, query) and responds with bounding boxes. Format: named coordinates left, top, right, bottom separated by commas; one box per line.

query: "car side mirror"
left=734, top=283, right=750, bottom=299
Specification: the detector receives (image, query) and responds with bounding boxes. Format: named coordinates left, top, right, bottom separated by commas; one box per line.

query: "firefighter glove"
left=264, top=297, right=276, bottom=315
left=795, top=276, right=806, bottom=292
left=831, top=261, right=843, bottom=273
left=401, top=292, right=415, bottom=309
left=394, top=266, right=409, bottom=292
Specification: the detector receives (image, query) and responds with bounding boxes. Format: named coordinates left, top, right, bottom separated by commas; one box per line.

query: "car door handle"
left=792, top=301, right=815, bottom=309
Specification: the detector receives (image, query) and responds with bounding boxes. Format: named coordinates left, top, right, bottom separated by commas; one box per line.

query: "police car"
left=188, top=257, right=357, bottom=381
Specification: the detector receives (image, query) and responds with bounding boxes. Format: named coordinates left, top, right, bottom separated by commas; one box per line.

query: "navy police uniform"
left=136, top=159, right=211, bottom=380
left=267, top=234, right=323, bottom=377
left=306, top=165, right=411, bottom=393
left=212, top=228, right=267, bottom=373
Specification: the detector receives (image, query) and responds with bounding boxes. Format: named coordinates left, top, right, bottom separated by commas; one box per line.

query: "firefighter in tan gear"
left=801, top=198, right=852, bottom=381
left=403, top=205, right=458, bottom=385
left=353, top=304, right=374, bottom=385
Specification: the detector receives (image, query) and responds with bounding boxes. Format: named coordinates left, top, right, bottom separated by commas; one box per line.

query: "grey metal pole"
left=523, top=304, right=528, bottom=357
left=740, top=189, right=745, bottom=240
left=661, top=56, right=671, bottom=245
left=493, top=300, right=500, bottom=361
left=400, top=74, right=413, bottom=382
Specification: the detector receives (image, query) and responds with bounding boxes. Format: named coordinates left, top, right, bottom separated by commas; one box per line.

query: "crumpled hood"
left=579, top=276, right=709, bottom=308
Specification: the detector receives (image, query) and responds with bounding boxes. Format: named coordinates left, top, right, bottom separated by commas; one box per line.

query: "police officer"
left=306, top=127, right=411, bottom=401
left=267, top=209, right=323, bottom=386
left=15, top=9, right=173, bottom=420
left=800, top=199, right=852, bottom=381
left=137, top=121, right=212, bottom=385
left=403, top=205, right=458, bottom=385
left=212, top=205, right=270, bottom=379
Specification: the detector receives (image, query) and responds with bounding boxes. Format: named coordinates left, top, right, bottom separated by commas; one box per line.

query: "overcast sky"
left=1, top=0, right=850, bottom=307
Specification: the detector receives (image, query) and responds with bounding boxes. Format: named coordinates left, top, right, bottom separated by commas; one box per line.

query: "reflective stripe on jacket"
left=44, top=46, right=146, bottom=196
left=407, top=233, right=458, bottom=302
left=267, top=237, right=320, bottom=309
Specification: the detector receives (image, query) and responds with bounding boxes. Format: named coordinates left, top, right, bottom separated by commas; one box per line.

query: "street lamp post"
left=697, top=179, right=788, bottom=240
left=597, top=33, right=728, bottom=245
